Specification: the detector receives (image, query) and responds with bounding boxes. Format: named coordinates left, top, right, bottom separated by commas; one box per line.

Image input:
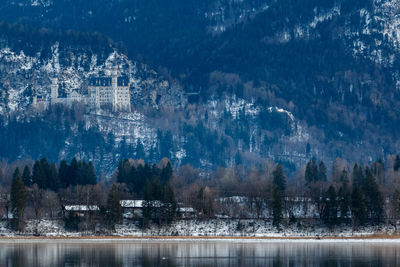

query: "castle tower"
left=112, top=66, right=118, bottom=111
left=50, top=77, right=59, bottom=104
left=112, top=66, right=118, bottom=89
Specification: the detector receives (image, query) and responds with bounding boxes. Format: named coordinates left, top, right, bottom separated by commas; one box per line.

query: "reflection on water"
left=0, top=240, right=400, bottom=266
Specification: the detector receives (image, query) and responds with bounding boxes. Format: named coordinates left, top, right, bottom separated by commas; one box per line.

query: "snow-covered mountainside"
left=204, top=0, right=271, bottom=34
left=0, top=43, right=186, bottom=113
left=0, top=1, right=400, bottom=171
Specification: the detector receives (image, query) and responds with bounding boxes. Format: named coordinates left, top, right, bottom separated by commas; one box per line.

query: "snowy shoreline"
left=2, top=219, right=400, bottom=242
left=1, top=236, right=400, bottom=243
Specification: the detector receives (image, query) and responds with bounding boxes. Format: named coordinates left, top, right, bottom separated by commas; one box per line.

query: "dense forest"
left=0, top=22, right=117, bottom=58
left=0, top=103, right=300, bottom=173
left=1, top=152, right=400, bottom=233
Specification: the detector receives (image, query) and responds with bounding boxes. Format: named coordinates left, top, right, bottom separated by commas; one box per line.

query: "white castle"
left=35, top=66, right=131, bottom=112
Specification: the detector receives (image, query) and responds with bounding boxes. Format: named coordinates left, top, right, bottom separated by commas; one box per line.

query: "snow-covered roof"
left=284, top=197, right=312, bottom=202
left=120, top=200, right=143, bottom=208
left=120, top=200, right=195, bottom=210
left=219, top=196, right=247, bottom=203
left=65, top=205, right=99, bottom=211
left=178, top=207, right=195, bottom=213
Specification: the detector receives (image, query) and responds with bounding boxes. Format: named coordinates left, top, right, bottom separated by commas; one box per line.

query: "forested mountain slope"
left=0, top=0, right=399, bottom=171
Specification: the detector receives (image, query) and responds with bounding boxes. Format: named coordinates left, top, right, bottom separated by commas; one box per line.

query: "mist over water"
left=0, top=240, right=400, bottom=266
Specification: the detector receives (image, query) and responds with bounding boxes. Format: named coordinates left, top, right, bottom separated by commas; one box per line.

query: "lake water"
left=0, top=239, right=400, bottom=266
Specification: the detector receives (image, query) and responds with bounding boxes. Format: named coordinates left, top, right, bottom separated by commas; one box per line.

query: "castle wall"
left=114, top=85, right=131, bottom=111
left=42, top=68, right=131, bottom=112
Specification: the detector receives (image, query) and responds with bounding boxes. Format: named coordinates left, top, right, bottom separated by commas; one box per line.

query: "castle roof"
left=89, top=77, right=112, bottom=86
left=89, top=77, right=130, bottom=87
left=70, top=90, right=81, bottom=96
left=117, top=77, right=130, bottom=86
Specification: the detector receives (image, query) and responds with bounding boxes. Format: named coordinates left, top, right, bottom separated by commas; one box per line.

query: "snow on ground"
left=0, top=221, right=14, bottom=237
left=85, top=110, right=157, bottom=150
left=0, top=219, right=397, bottom=238
left=115, top=219, right=396, bottom=238
left=24, top=220, right=69, bottom=237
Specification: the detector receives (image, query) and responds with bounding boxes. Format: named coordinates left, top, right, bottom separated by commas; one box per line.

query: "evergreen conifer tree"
left=116, top=160, right=127, bottom=184
left=106, top=131, right=116, bottom=152
left=160, top=131, right=173, bottom=159
left=133, top=164, right=146, bottom=195
left=12, top=167, right=20, bottom=180
left=143, top=176, right=164, bottom=225
left=151, top=164, right=161, bottom=180
left=318, top=161, right=327, bottom=181
left=136, top=139, right=146, bottom=160
left=160, top=161, right=173, bottom=185
left=363, top=168, right=384, bottom=224
left=68, top=157, right=79, bottom=186
left=162, top=182, right=177, bottom=224
left=151, top=176, right=163, bottom=201
left=106, top=184, right=122, bottom=230
left=22, top=165, right=32, bottom=187
left=59, top=160, right=69, bottom=188
left=49, top=163, right=59, bottom=191
left=322, top=185, right=338, bottom=227
left=392, top=189, right=400, bottom=218
left=305, top=160, right=318, bottom=184
left=272, top=186, right=283, bottom=228
left=338, top=170, right=350, bottom=222
left=352, top=164, right=364, bottom=186
left=394, top=155, right=400, bottom=172
left=372, top=159, right=385, bottom=185
left=143, top=163, right=152, bottom=180
left=86, top=162, right=97, bottom=185
left=40, top=157, right=52, bottom=189
left=119, top=136, right=129, bottom=160
left=128, top=165, right=138, bottom=193
left=64, top=212, right=80, bottom=231
left=10, top=175, right=27, bottom=231
left=32, top=160, right=44, bottom=188
left=273, top=163, right=286, bottom=193
left=142, top=179, right=154, bottom=227
left=351, top=184, right=367, bottom=227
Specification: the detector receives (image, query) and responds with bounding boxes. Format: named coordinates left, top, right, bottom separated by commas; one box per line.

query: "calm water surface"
left=0, top=240, right=400, bottom=266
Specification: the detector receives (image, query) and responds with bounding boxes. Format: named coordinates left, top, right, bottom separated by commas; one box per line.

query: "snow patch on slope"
left=86, top=110, right=157, bottom=153
left=309, top=5, right=341, bottom=28
left=205, top=0, right=271, bottom=34
left=267, top=106, right=295, bottom=121
left=30, top=0, right=52, bottom=7
left=349, top=1, right=400, bottom=66
left=224, top=96, right=260, bottom=119
left=280, top=4, right=341, bottom=42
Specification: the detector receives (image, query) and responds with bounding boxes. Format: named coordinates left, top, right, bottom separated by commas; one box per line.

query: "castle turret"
left=50, top=78, right=59, bottom=104
left=112, top=66, right=118, bottom=89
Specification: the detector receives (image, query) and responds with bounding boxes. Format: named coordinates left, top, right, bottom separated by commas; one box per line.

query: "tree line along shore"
left=1, top=155, right=400, bottom=235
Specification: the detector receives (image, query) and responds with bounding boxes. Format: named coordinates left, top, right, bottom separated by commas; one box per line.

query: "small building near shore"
left=120, top=200, right=143, bottom=219
left=120, top=200, right=196, bottom=219
left=178, top=207, right=196, bottom=219
left=64, top=205, right=100, bottom=218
